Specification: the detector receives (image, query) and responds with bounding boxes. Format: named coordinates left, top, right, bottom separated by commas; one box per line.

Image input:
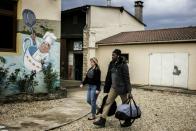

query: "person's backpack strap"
left=132, top=97, right=139, bottom=117
left=129, top=96, right=140, bottom=118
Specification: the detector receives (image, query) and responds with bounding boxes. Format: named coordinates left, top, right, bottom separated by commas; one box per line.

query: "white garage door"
left=149, top=53, right=188, bottom=88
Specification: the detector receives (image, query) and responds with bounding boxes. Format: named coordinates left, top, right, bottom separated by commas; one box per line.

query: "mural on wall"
left=22, top=9, right=57, bottom=72
left=0, top=8, right=60, bottom=96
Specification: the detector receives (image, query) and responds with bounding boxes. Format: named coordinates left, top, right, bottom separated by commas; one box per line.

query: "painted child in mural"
left=23, top=32, right=57, bottom=72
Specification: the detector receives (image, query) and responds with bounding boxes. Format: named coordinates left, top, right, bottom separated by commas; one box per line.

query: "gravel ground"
left=0, top=89, right=77, bottom=124
left=0, top=88, right=196, bottom=131
left=0, top=98, right=69, bottom=123
left=54, top=89, right=196, bottom=131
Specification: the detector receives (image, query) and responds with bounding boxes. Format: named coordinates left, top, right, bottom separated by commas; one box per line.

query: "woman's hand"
left=96, top=90, right=100, bottom=94
left=80, top=84, right=83, bottom=88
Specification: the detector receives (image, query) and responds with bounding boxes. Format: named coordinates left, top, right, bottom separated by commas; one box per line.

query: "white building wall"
left=96, top=43, right=196, bottom=90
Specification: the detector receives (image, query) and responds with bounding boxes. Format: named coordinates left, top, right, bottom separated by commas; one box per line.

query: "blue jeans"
left=87, top=84, right=97, bottom=116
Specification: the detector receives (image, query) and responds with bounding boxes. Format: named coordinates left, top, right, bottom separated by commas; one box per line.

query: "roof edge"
left=123, top=10, right=146, bottom=26
left=97, top=39, right=196, bottom=45
left=121, top=26, right=196, bottom=33
left=61, top=5, right=146, bottom=26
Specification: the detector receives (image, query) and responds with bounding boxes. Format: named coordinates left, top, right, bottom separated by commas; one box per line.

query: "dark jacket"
left=104, top=56, right=131, bottom=95
left=82, top=66, right=101, bottom=91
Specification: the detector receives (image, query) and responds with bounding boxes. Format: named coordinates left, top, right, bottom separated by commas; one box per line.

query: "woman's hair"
left=90, top=57, right=98, bottom=64
left=90, top=57, right=100, bottom=69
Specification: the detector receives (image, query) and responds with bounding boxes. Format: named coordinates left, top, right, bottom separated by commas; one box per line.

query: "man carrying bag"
left=93, top=49, right=132, bottom=127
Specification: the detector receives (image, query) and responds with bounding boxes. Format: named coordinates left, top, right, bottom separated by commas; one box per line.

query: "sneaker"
left=93, top=117, right=106, bottom=127
left=88, top=116, right=96, bottom=120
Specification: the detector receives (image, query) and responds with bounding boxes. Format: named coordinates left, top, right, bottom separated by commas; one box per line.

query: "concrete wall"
left=83, top=6, right=145, bottom=77
left=21, top=0, right=61, bottom=20
left=96, top=43, right=196, bottom=90
left=0, top=0, right=61, bottom=96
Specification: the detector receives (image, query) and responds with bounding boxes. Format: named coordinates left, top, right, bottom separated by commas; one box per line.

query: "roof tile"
left=97, top=27, right=196, bottom=44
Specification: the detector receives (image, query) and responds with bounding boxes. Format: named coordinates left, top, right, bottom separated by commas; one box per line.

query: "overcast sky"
left=61, top=0, right=196, bottom=29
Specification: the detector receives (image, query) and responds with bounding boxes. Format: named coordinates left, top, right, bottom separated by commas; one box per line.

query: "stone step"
left=60, top=80, right=81, bottom=89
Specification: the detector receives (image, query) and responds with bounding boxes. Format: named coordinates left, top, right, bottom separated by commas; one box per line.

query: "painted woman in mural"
left=22, top=9, right=57, bottom=72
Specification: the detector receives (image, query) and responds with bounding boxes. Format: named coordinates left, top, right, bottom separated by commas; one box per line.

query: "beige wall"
left=89, top=6, right=144, bottom=42
left=96, top=43, right=196, bottom=90
left=21, top=0, right=61, bottom=20
left=84, top=6, right=145, bottom=70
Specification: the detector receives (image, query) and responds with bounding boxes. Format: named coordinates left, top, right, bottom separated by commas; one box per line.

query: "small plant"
left=42, top=63, right=58, bottom=93
left=7, top=69, right=20, bottom=83
left=0, top=67, right=9, bottom=94
left=18, top=70, right=38, bottom=94
left=0, top=67, right=9, bottom=83
left=3, top=68, right=21, bottom=94
left=0, top=57, right=8, bottom=94
left=0, top=56, right=6, bottom=65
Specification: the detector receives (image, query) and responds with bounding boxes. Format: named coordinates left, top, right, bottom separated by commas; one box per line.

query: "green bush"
left=17, top=70, right=38, bottom=94
left=42, top=63, right=58, bottom=93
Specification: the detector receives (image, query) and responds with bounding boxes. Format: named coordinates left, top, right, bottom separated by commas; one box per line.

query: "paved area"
left=0, top=87, right=196, bottom=131
left=0, top=88, right=90, bottom=131
left=135, top=85, right=196, bottom=95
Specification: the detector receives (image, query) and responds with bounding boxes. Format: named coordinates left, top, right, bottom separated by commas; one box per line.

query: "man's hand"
left=127, top=92, right=133, bottom=99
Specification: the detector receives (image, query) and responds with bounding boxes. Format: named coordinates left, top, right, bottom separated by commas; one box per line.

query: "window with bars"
left=121, top=53, right=129, bottom=63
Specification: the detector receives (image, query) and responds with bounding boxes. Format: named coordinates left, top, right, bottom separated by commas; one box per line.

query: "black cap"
left=113, top=49, right=121, bottom=56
